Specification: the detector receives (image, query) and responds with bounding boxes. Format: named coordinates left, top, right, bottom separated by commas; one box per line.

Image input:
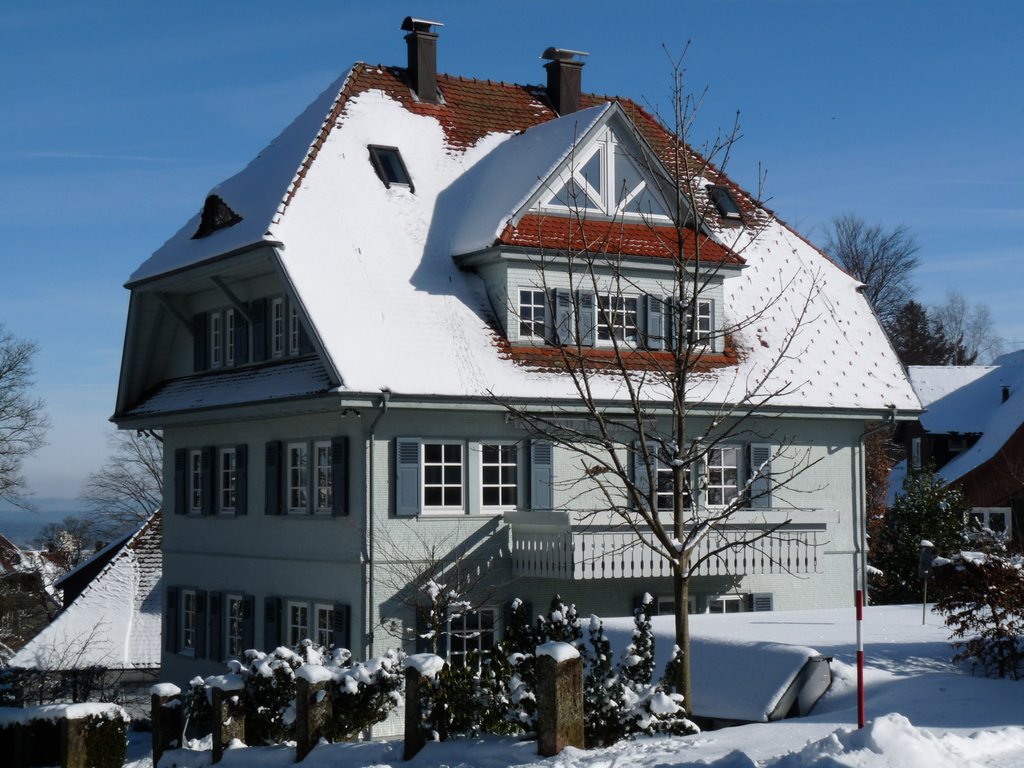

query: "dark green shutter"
left=646, top=296, right=666, bottom=350
left=174, top=449, right=187, bottom=516
left=165, top=587, right=179, bottom=652
left=195, top=591, right=208, bottom=658
left=265, top=441, right=282, bottom=516
left=234, top=313, right=250, bottom=364
left=251, top=298, right=268, bottom=362
left=333, top=602, right=351, bottom=650
left=331, top=436, right=348, bottom=516
left=748, top=444, right=773, bottom=509
left=193, top=313, right=209, bottom=372
left=235, top=444, right=248, bottom=515
left=208, top=592, right=223, bottom=661
left=201, top=447, right=215, bottom=515
left=264, top=597, right=281, bottom=651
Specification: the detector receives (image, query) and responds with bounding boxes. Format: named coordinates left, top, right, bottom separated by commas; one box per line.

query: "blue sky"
left=2, top=1, right=1022, bottom=499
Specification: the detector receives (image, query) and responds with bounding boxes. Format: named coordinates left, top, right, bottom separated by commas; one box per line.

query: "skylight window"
left=368, top=145, right=413, bottom=191
left=709, top=186, right=742, bottom=220
left=192, top=195, right=242, bottom=239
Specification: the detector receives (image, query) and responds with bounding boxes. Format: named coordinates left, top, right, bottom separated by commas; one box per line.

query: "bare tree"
left=821, top=214, right=919, bottom=331
left=494, top=56, right=823, bottom=715
left=0, top=324, right=48, bottom=508
left=81, top=430, right=162, bottom=539
left=931, top=290, right=1005, bottom=365
left=36, top=516, right=99, bottom=571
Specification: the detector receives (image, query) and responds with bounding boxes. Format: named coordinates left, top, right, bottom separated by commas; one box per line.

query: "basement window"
left=368, top=145, right=414, bottom=191
left=709, top=185, right=742, bottom=220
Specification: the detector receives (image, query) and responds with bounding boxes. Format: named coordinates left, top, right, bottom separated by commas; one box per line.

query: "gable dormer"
left=192, top=195, right=242, bottom=239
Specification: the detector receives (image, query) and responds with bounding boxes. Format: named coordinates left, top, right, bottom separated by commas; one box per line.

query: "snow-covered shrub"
left=327, top=648, right=405, bottom=740
left=183, top=676, right=213, bottom=740
left=502, top=598, right=537, bottom=732
left=536, top=594, right=583, bottom=645
left=932, top=550, right=1024, bottom=679
left=583, top=614, right=624, bottom=747
left=241, top=646, right=303, bottom=744
left=872, top=468, right=971, bottom=604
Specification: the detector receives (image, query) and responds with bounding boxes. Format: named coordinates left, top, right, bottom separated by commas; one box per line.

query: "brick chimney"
left=542, top=47, right=589, bottom=115
left=402, top=17, right=443, bottom=104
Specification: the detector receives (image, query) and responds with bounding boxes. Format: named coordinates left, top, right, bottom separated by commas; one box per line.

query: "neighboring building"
left=0, top=534, right=65, bottom=660
left=9, top=512, right=163, bottom=707
left=111, top=19, right=919, bottom=692
left=895, top=359, right=1024, bottom=546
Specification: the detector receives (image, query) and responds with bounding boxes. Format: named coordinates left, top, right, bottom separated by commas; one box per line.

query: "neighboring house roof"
left=125, top=61, right=918, bottom=414
left=0, top=533, right=25, bottom=573
left=907, top=365, right=999, bottom=414
left=10, top=511, right=163, bottom=672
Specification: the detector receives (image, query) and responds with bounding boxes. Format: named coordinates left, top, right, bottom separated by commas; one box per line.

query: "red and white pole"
left=856, top=588, right=865, bottom=729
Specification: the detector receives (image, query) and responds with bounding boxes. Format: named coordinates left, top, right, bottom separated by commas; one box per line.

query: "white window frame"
left=314, top=441, right=332, bottom=515
left=287, top=600, right=309, bottom=647
left=287, top=442, right=309, bottom=514
left=911, top=437, right=922, bottom=470
left=181, top=589, right=198, bottom=655
left=225, top=309, right=235, bottom=367
left=421, top=441, right=465, bottom=513
left=289, top=305, right=300, bottom=356
left=692, top=299, right=713, bottom=347
left=219, top=447, right=237, bottom=514
left=706, top=445, right=741, bottom=508
left=188, top=449, right=203, bottom=514
left=210, top=311, right=223, bottom=368
left=271, top=297, right=285, bottom=358
left=479, top=442, right=518, bottom=512
left=708, top=594, right=748, bottom=614
left=314, top=603, right=334, bottom=648
left=970, top=507, right=1012, bottom=537
left=655, top=594, right=699, bottom=616
left=225, top=593, right=245, bottom=658
left=518, top=289, right=547, bottom=341
left=446, top=607, right=496, bottom=668
left=596, top=293, right=639, bottom=345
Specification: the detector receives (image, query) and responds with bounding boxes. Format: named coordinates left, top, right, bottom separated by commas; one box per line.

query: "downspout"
left=858, top=407, right=897, bottom=606
left=365, top=388, right=391, bottom=659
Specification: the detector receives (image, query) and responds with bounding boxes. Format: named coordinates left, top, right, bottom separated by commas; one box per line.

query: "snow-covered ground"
left=134, top=604, right=1024, bottom=768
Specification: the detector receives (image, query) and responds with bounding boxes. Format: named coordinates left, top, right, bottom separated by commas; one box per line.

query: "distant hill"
left=0, top=499, right=93, bottom=548
left=0, top=498, right=91, bottom=514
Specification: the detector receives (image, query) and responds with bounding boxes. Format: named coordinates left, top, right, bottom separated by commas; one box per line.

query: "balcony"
left=504, top=510, right=825, bottom=581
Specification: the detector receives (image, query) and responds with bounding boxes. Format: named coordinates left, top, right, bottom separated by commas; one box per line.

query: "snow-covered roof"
left=127, top=63, right=918, bottom=414
left=10, top=511, right=162, bottom=671
left=907, top=365, right=997, bottom=410
left=930, top=363, right=1024, bottom=483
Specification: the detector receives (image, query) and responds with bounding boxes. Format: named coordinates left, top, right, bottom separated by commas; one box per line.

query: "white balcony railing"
left=505, top=511, right=823, bottom=580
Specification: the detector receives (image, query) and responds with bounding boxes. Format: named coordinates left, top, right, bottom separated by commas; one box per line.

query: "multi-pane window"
left=597, top=294, right=638, bottom=343
left=225, top=309, right=235, bottom=367
left=210, top=312, right=223, bottom=368
left=314, top=441, right=332, bottom=515
left=181, top=590, right=198, bottom=652
left=226, top=594, right=245, bottom=657
left=189, top=450, right=203, bottom=514
left=707, top=446, right=740, bottom=507
left=288, top=602, right=308, bottom=647
left=518, top=289, right=546, bottom=340
left=315, top=604, right=334, bottom=648
left=423, top=442, right=463, bottom=509
left=271, top=298, right=285, bottom=358
left=709, top=594, right=747, bottom=614
left=690, top=300, right=712, bottom=346
left=289, top=306, right=300, bottom=356
left=448, top=609, right=495, bottom=668
left=481, top=444, right=517, bottom=508
left=288, top=443, right=309, bottom=513
left=219, top=448, right=237, bottom=513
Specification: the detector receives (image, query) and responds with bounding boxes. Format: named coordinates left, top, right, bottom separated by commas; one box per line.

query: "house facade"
left=895, top=358, right=1024, bottom=546
left=112, top=20, right=919, bottom=687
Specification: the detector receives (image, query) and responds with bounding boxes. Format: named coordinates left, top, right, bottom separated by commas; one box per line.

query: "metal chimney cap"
left=402, top=17, right=444, bottom=32
left=541, top=47, right=589, bottom=62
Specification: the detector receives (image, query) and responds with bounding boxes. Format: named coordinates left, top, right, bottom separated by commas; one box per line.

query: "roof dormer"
left=192, top=195, right=242, bottom=239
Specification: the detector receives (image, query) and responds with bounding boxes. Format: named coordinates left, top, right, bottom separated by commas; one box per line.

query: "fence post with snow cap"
left=150, top=683, right=183, bottom=766
left=535, top=641, right=584, bottom=756
left=403, top=653, right=446, bottom=761
left=295, top=665, right=334, bottom=762
left=208, top=674, right=246, bottom=763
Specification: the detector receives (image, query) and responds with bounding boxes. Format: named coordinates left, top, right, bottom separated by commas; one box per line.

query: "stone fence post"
left=402, top=653, right=445, bottom=761
left=208, top=675, right=246, bottom=764
left=295, top=665, right=334, bottom=762
left=535, top=641, right=584, bottom=757
left=150, top=683, right=183, bottom=766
